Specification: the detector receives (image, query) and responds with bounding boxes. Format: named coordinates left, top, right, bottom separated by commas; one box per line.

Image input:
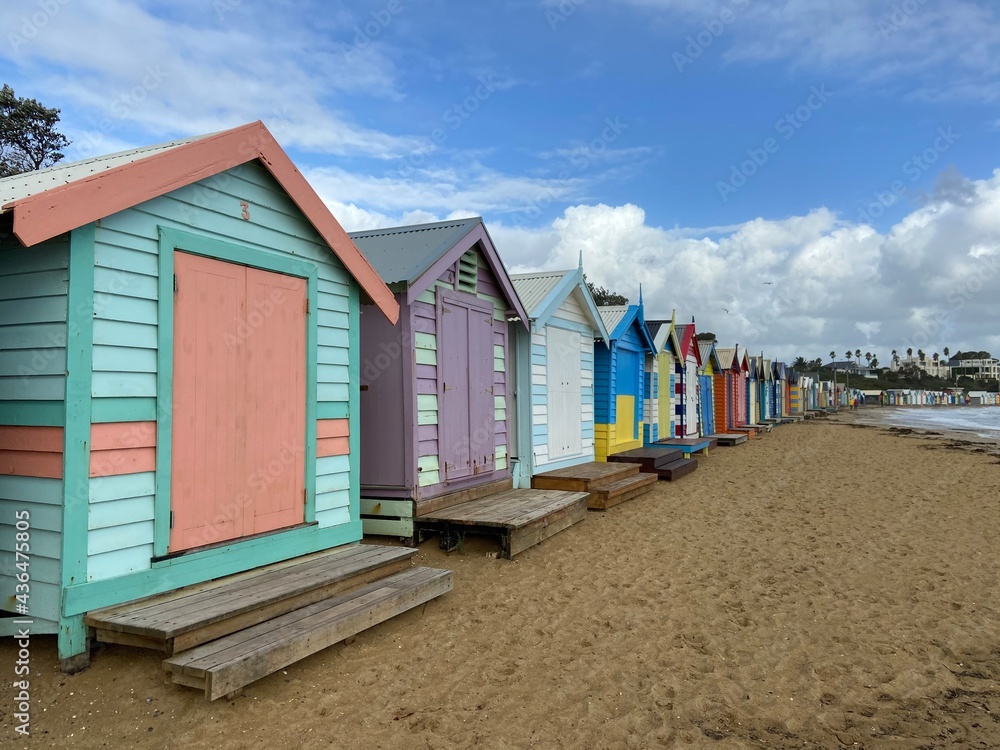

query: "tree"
left=792, top=356, right=807, bottom=370
left=932, top=352, right=939, bottom=363
left=845, top=350, right=852, bottom=362
left=918, top=349, right=925, bottom=364
left=871, top=357, right=879, bottom=369
left=829, top=350, right=836, bottom=363
left=695, top=332, right=717, bottom=342
left=584, top=276, right=628, bottom=307
left=865, top=352, right=872, bottom=367
left=855, top=348, right=861, bottom=362
left=943, top=346, right=950, bottom=359
left=907, top=347, right=913, bottom=357
left=0, top=85, right=71, bottom=177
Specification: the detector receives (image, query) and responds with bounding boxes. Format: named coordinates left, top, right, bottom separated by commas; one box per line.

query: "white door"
left=547, top=326, right=582, bottom=460
left=685, top=358, right=699, bottom=437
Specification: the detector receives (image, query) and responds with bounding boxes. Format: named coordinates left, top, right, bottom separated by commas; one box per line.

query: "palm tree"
left=907, top=347, right=913, bottom=358
left=871, top=357, right=879, bottom=369
left=845, top=350, right=852, bottom=363
left=855, top=349, right=861, bottom=363
left=918, top=349, right=925, bottom=364
left=792, top=356, right=807, bottom=370
left=943, top=346, right=950, bottom=360
left=933, top=352, right=939, bottom=363
left=865, top=352, right=872, bottom=367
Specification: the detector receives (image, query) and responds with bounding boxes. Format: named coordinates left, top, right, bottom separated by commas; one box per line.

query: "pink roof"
left=1, top=121, right=398, bottom=324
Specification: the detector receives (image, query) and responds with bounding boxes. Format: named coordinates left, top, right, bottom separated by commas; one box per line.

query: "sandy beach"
left=3, top=418, right=999, bottom=749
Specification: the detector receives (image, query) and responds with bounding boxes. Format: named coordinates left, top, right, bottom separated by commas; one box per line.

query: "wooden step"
left=587, top=472, right=657, bottom=511
left=415, top=488, right=589, bottom=559
left=162, top=567, right=453, bottom=701
left=654, top=457, right=698, bottom=481
left=531, top=461, right=639, bottom=493
left=707, top=433, right=748, bottom=446
left=606, top=446, right=684, bottom=471
left=86, top=545, right=416, bottom=655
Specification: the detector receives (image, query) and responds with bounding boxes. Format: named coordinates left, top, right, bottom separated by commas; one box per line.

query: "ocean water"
left=874, top=406, right=1000, bottom=439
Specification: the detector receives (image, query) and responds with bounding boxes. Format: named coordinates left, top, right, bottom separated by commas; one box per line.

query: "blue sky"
left=3, top=0, right=999, bottom=362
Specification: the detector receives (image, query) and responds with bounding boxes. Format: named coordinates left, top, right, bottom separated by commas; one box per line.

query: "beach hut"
left=673, top=321, right=703, bottom=438
left=735, top=348, right=750, bottom=427
left=773, top=361, right=787, bottom=417
left=760, top=358, right=775, bottom=420
left=0, top=122, right=456, bottom=679
left=644, top=315, right=682, bottom=445
left=349, top=219, right=525, bottom=518
left=594, top=298, right=657, bottom=460
left=697, top=340, right=722, bottom=436
left=746, top=356, right=759, bottom=425
left=509, top=264, right=609, bottom=487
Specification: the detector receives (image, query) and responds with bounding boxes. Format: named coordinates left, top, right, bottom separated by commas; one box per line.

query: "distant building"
left=947, top=356, right=999, bottom=381
left=890, top=354, right=951, bottom=379
left=826, top=360, right=878, bottom=378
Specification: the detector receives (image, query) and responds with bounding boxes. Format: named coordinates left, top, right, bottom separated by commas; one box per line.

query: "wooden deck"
left=531, top=461, right=658, bottom=510
left=162, top=567, right=453, bottom=700
left=85, top=545, right=418, bottom=655
left=415, top=488, right=589, bottom=558
left=654, top=437, right=714, bottom=456
left=606, top=445, right=699, bottom=482
left=704, top=432, right=748, bottom=446
left=607, top=446, right=684, bottom=470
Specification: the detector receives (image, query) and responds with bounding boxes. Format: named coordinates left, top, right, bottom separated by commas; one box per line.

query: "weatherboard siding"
left=0, top=474, right=63, bottom=631
left=0, top=237, right=69, bottom=415
left=75, top=161, right=358, bottom=580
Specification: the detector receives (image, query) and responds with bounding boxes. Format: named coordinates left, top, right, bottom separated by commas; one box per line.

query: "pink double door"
left=170, top=252, right=307, bottom=552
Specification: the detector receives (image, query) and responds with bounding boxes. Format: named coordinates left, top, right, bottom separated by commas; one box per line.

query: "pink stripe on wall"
left=90, top=421, right=156, bottom=477
left=0, top=425, right=64, bottom=478
left=316, top=419, right=349, bottom=458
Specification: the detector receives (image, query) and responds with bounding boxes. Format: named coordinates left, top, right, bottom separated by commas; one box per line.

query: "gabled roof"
left=674, top=323, right=703, bottom=366
left=510, top=266, right=609, bottom=344
left=349, top=218, right=528, bottom=324
left=736, top=348, right=751, bottom=374
left=761, top=359, right=773, bottom=381
left=646, top=316, right=682, bottom=357
left=597, top=304, right=655, bottom=352
left=349, top=217, right=481, bottom=286
left=716, top=347, right=737, bottom=370
left=0, top=121, right=398, bottom=323
left=698, top=340, right=722, bottom=373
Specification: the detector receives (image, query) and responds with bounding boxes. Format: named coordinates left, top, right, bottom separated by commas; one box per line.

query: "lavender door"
left=439, top=292, right=495, bottom=481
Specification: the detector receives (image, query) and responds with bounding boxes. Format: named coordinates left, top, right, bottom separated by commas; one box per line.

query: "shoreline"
left=827, top=407, right=1000, bottom=455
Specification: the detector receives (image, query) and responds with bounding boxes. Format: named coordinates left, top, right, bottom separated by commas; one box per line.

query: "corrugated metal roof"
left=510, top=270, right=568, bottom=317
left=349, top=217, right=482, bottom=285
left=0, top=134, right=206, bottom=209
left=716, top=347, right=736, bottom=368
left=597, top=305, right=628, bottom=335
left=698, top=341, right=715, bottom=363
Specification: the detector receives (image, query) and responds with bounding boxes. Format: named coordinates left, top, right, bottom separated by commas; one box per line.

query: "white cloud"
left=479, top=168, right=1000, bottom=362
left=0, top=0, right=425, bottom=159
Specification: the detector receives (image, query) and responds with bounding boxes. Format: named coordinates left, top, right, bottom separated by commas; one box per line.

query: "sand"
left=2, top=418, right=999, bottom=749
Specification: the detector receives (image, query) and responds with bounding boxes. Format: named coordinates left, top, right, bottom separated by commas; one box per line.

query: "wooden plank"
left=94, top=629, right=168, bottom=651
left=414, top=477, right=513, bottom=516
left=507, top=497, right=587, bottom=558
left=655, top=457, right=698, bottom=481
left=361, top=516, right=414, bottom=538
left=530, top=461, right=637, bottom=492
left=85, top=545, right=415, bottom=637
left=588, top=473, right=657, bottom=511
left=168, top=556, right=413, bottom=654
left=163, top=567, right=452, bottom=700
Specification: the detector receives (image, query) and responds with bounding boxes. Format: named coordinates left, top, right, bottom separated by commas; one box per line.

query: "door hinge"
left=303, top=488, right=308, bottom=505
left=173, top=274, right=178, bottom=293
left=169, top=511, right=174, bottom=528
left=305, top=298, right=310, bottom=314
